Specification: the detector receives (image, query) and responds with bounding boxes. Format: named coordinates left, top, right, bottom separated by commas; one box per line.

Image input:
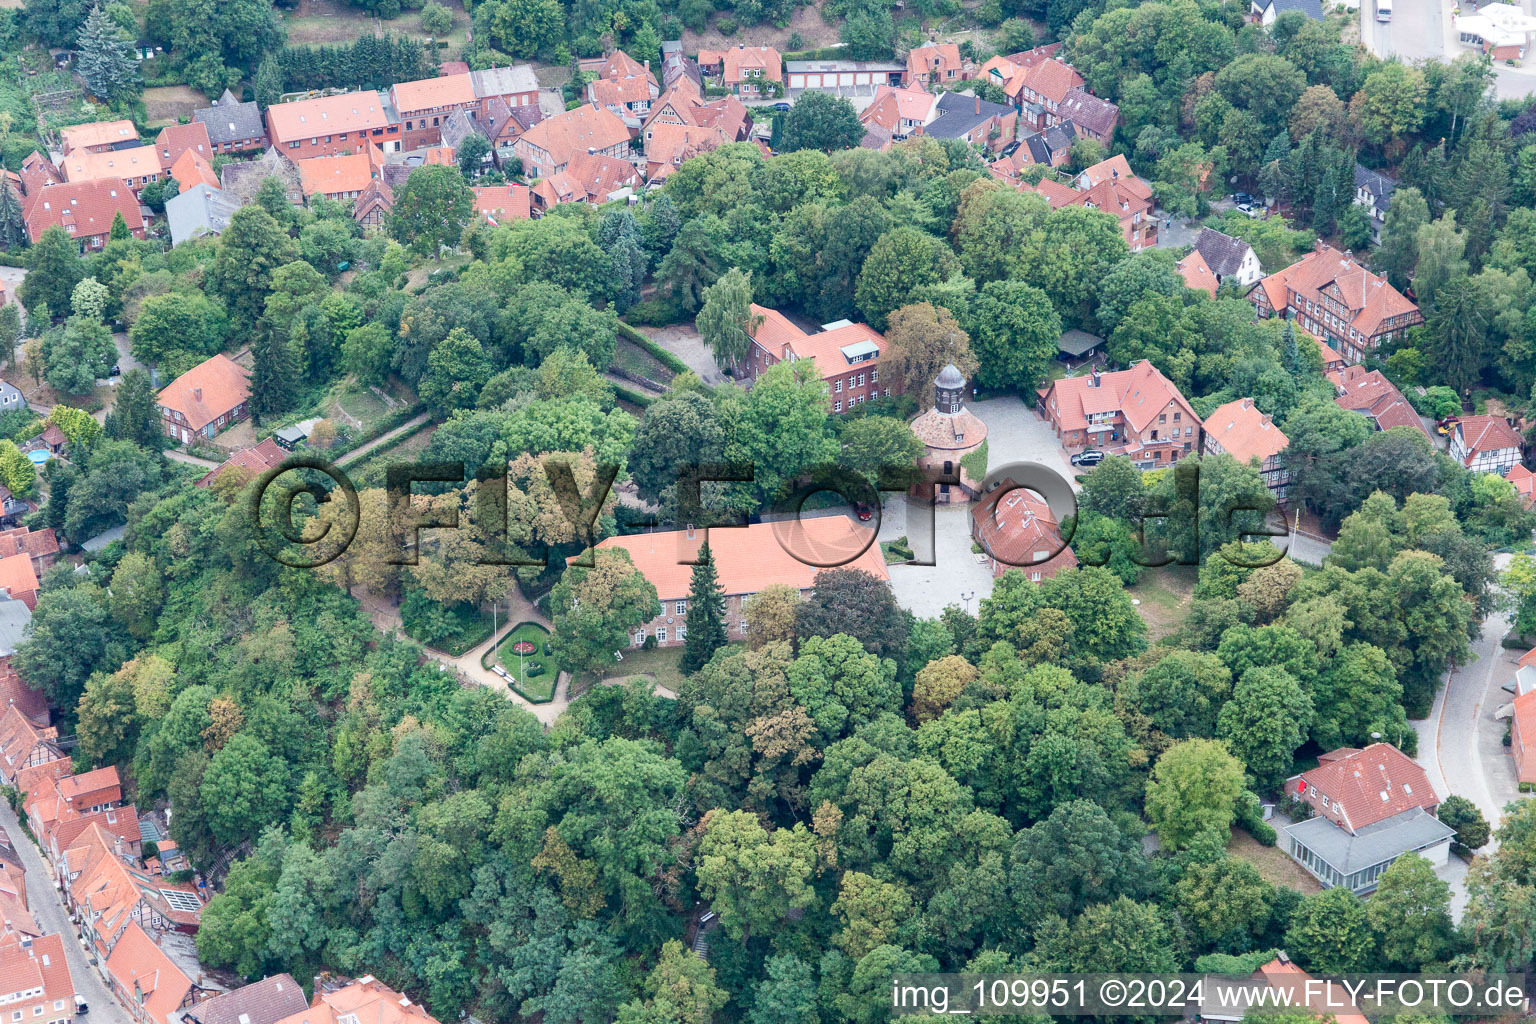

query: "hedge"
left=609, top=380, right=656, bottom=408
left=615, top=322, right=691, bottom=375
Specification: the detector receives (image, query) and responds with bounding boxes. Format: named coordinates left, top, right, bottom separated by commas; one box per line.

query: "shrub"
left=717, top=16, right=738, bottom=34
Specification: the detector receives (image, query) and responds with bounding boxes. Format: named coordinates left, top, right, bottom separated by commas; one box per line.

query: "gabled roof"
left=0, top=933, right=72, bottom=1010
left=746, top=304, right=888, bottom=383
left=700, top=45, right=783, bottom=84
left=858, top=85, right=939, bottom=133
left=471, top=183, right=530, bottom=223
left=907, top=42, right=964, bottom=78
left=555, top=152, right=639, bottom=202
left=1193, top=227, right=1254, bottom=277
left=1205, top=398, right=1288, bottom=466
left=971, top=479, right=1077, bottom=576
left=1353, top=163, right=1396, bottom=214
left=193, top=92, right=265, bottom=147
left=589, top=518, right=889, bottom=601
left=518, top=105, right=632, bottom=167
left=1018, top=57, right=1084, bottom=105
left=1076, top=153, right=1151, bottom=202
left=0, top=555, right=37, bottom=601
left=106, top=922, right=194, bottom=1024
left=1058, top=87, right=1118, bottom=137
left=469, top=65, right=540, bottom=99
left=297, top=150, right=380, bottom=197
left=197, top=438, right=286, bottom=488
left=1327, top=365, right=1432, bottom=440
left=1454, top=414, right=1522, bottom=461
left=1176, top=248, right=1219, bottom=297
left=266, top=91, right=392, bottom=144
left=391, top=72, right=476, bottom=113
left=165, top=183, right=240, bottom=246
left=1040, top=360, right=1200, bottom=434
left=1256, top=0, right=1325, bottom=18
left=61, top=146, right=162, bottom=185
left=276, top=977, right=441, bottom=1024
left=1256, top=244, right=1420, bottom=339
left=185, top=975, right=310, bottom=1024
left=169, top=149, right=220, bottom=191
left=0, top=661, right=43, bottom=727
left=0, top=706, right=60, bottom=778
left=60, top=120, right=138, bottom=153
left=156, top=354, right=250, bottom=432
left=926, top=91, right=1015, bottom=139
left=1507, top=463, right=1536, bottom=505
left=155, top=122, right=212, bottom=167
left=1295, top=742, right=1437, bottom=832
left=18, top=153, right=61, bottom=196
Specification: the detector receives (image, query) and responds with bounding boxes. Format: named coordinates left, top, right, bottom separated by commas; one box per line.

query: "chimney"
left=191, top=386, right=201, bottom=401
left=975, top=95, right=981, bottom=114
left=1091, top=369, right=1101, bottom=388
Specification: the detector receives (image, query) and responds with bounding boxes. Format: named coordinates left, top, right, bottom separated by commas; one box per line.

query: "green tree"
left=1438, top=794, right=1490, bottom=851
left=109, top=550, right=163, bottom=640
left=781, top=91, right=864, bottom=153
left=1366, top=853, right=1454, bottom=969
left=1285, top=887, right=1373, bottom=973
left=419, top=327, right=491, bottom=414
left=19, top=226, right=85, bottom=314
left=390, top=165, right=473, bottom=256
left=748, top=955, right=818, bottom=1024
left=965, top=279, right=1061, bottom=392
left=681, top=542, right=729, bottom=675
left=76, top=3, right=141, bottom=102
left=549, top=549, right=662, bottom=674
left=419, top=0, right=452, bottom=33
left=1216, top=666, right=1312, bottom=788
left=1144, top=738, right=1247, bottom=849
left=200, top=733, right=293, bottom=846
left=457, top=132, right=490, bottom=179
left=207, top=205, right=301, bottom=329
left=249, top=319, right=299, bottom=420
left=882, top=302, right=978, bottom=399
left=795, top=568, right=907, bottom=661
left=42, top=316, right=115, bottom=394
left=835, top=415, right=925, bottom=487
left=104, top=369, right=162, bottom=450
left=695, top=268, right=760, bottom=370
left=252, top=52, right=282, bottom=108
left=617, top=939, right=729, bottom=1024
left=0, top=177, right=27, bottom=252
left=695, top=810, right=817, bottom=940
left=13, top=582, right=122, bottom=711
left=854, top=228, right=962, bottom=330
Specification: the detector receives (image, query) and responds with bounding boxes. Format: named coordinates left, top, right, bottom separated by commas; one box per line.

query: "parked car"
left=1437, top=416, right=1460, bottom=437
left=772, top=101, right=791, bottom=111
left=1070, top=449, right=1105, bottom=467
left=109, top=364, right=121, bottom=376
left=1235, top=202, right=1257, bottom=217
left=1231, top=191, right=1252, bottom=204
left=853, top=501, right=875, bottom=522
left=73, top=997, right=87, bottom=1015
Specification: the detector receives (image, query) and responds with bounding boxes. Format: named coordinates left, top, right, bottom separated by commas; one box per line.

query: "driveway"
left=0, top=805, right=132, bottom=1024
left=110, top=333, right=144, bottom=377
left=968, top=394, right=1082, bottom=493
left=0, top=266, right=25, bottom=309
left=637, top=323, right=727, bottom=385
left=880, top=500, right=997, bottom=619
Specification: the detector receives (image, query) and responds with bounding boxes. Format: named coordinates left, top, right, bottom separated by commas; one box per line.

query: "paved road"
left=0, top=805, right=130, bottom=1024
left=1413, top=556, right=1521, bottom=844
left=165, top=449, right=220, bottom=470
left=1361, top=0, right=1536, bottom=100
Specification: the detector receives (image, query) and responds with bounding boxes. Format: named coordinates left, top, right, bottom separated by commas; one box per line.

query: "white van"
left=1377, top=0, right=1392, bottom=21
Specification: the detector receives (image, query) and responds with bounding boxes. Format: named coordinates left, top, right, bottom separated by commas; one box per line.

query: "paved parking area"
left=968, top=395, right=1082, bottom=493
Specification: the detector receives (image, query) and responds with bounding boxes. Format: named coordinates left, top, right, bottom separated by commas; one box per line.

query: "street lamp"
left=961, top=589, right=976, bottom=613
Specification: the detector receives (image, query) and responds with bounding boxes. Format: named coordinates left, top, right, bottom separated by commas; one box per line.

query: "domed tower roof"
left=935, top=362, right=965, bottom=389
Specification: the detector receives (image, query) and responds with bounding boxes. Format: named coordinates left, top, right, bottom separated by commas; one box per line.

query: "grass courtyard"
left=487, top=621, right=557, bottom=702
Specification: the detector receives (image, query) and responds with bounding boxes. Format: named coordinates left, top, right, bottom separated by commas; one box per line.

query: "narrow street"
left=0, top=802, right=131, bottom=1024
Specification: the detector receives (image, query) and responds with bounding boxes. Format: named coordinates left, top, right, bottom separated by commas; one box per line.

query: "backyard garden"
left=484, top=620, right=557, bottom=702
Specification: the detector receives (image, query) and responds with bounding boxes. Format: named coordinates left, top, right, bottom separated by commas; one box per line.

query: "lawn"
left=401, top=599, right=493, bottom=656
left=142, top=85, right=205, bottom=125
left=1126, top=566, right=1196, bottom=641
left=611, top=338, right=677, bottom=389
left=347, top=426, right=434, bottom=489
left=322, top=377, right=417, bottom=439
left=1227, top=827, right=1321, bottom=894
left=485, top=621, right=558, bottom=702
left=596, top=643, right=688, bottom=694
left=281, top=0, right=470, bottom=47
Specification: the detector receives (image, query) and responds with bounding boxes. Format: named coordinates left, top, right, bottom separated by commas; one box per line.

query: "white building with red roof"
left=1283, top=743, right=1453, bottom=894
left=743, top=305, right=891, bottom=414
left=1250, top=244, right=1423, bottom=363
left=513, top=104, right=633, bottom=182
left=587, top=518, right=889, bottom=648
left=1201, top=397, right=1290, bottom=497
left=1036, top=361, right=1201, bottom=469
left=0, top=932, right=76, bottom=1024
left=857, top=85, right=940, bottom=142
left=585, top=51, right=660, bottom=127
left=1450, top=414, right=1523, bottom=473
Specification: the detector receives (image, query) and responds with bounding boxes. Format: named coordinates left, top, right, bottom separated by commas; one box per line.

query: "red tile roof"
left=1176, top=249, right=1219, bottom=297
left=746, top=304, right=887, bottom=383
left=0, top=663, right=45, bottom=728
left=970, top=479, right=1077, bottom=578
left=1256, top=245, right=1420, bottom=340
left=700, top=45, right=783, bottom=85
left=0, top=556, right=37, bottom=603
left=1203, top=397, right=1288, bottom=466
left=391, top=73, right=476, bottom=114
left=23, top=179, right=143, bottom=243
left=0, top=933, right=73, bottom=1012
left=1040, top=360, right=1200, bottom=434
left=1076, top=153, right=1151, bottom=202
left=907, top=42, right=964, bottom=80
left=275, top=977, right=441, bottom=1024
left=169, top=149, right=220, bottom=191
left=60, top=120, right=138, bottom=153
left=858, top=85, right=938, bottom=133
left=1508, top=463, right=1536, bottom=507
left=155, top=122, right=212, bottom=167
left=518, top=105, right=633, bottom=169
left=1454, top=414, right=1522, bottom=462
left=106, top=922, right=193, bottom=1024
left=61, top=146, right=163, bottom=185
left=590, top=518, right=889, bottom=601
left=1019, top=57, right=1084, bottom=105
left=297, top=151, right=379, bottom=197
left=471, top=184, right=530, bottom=223
left=1327, top=365, right=1432, bottom=440
left=1295, top=742, right=1437, bottom=832
left=266, top=91, right=392, bottom=144
left=156, top=354, right=250, bottom=433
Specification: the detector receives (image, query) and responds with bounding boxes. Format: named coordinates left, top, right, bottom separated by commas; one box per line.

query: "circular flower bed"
left=510, top=640, right=537, bottom=655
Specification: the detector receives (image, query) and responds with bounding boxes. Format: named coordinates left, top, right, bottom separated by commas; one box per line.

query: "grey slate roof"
left=1059, top=88, right=1118, bottom=137
left=1354, top=163, right=1397, bottom=214
left=1284, top=807, right=1455, bottom=876
left=927, top=92, right=1016, bottom=140
left=194, top=89, right=266, bottom=147
left=165, top=182, right=241, bottom=246
left=183, top=975, right=310, bottom=1024
left=440, top=108, right=486, bottom=151
left=1058, top=329, right=1104, bottom=357
left=1257, top=0, right=1325, bottom=17
left=0, top=594, right=30, bottom=657
left=1194, top=227, right=1254, bottom=278
left=1024, top=120, right=1076, bottom=164
left=470, top=65, right=539, bottom=99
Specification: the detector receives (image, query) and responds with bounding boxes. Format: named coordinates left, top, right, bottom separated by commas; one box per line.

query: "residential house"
left=661, top=40, right=703, bottom=92
left=0, top=527, right=57, bottom=584
left=1176, top=248, right=1219, bottom=296
left=168, top=148, right=220, bottom=192
left=1511, top=668, right=1536, bottom=785
left=157, top=354, right=251, bottom=444
left=1202, top=397, right=1291, bottom=498
left=0, top=652, right=45, bottom=731
left=910, top=364, right=989, bottom=503
left=1315, top=335, right=1348, bottom=372
left=1250, top=244, right=1423, bottom=363
left=529, top=152, right=640, bottom=213
left=276, top=976, right=441, bottom=1024
left=194, top=90, right=268, bottom=154
left=154, top=122, right=212, bottom=169
left=1056, top=88, right=1118, bottom=144
left=977, top=43, right=1063, bottom=107
left=1283, top=743, right=1453, bottom=893
left=1328, top=364, right=1433, bottom=440
left=184, top=975, right=311, bottom=1024
left=1250, top=0, right=1324, bottom=22
left=784, top=59, right=905, bottom=100
left=198, top=438, right=287, bottom=488
left=27, top=766, right=142, bottom=866
left=1017, top=120, right=1076, bottom=167
left=906, top=42, right=969, bottom=87
left=924, top=92, right=1017, bottom=153
left=857, top=85, right=940, bottom=143
left=640, top=83, right=749, bottom=182
left=0, top=835, right=40, bottom=940
left=1013, top=57, right=1084, bottom=131
left=1036, top=360, right=1202, bottom=468
left=105, top=922, right=198, bottom=1024
left=0, top=706, right=63, bottom=787
left=60, top=120, right=139, bottom=155
left=587, top=518, right=890, bottom=648
left=352, top=179, right=394, bottom=228
left=1354, top=164, right=1396, bottom=244
left=0, top=933, right=76, bottom=1024
left=586, top=51, right=660, bottom=127
left=65, top=824, right=202, bottom=957
left=18, top=153, right=61, bottom=197
left=0, top=554, right=38, bottom=610
left=0, top=381, right=22, bottom=418
left=467, top=183, right=530, bottom=226
left=265, top=92, right=400, bottom=160
left=744, top=305, right=893, bottom=412
left=165, top=182, right=240, bottom=246
left=296, top=148, right=383, bottom=202
left=1450, top=414, right=1524, bottom=473
left=1193, top=227, right=1263, bottom=288
left=391, top=73, right=477, bottom=151
left=514, top=104, right=632, bottom=181
left=1193, top=954, right=1369, bottom=1024
left=439, top=110, right=490, bottom=174
left=59, top=145, right=163, bottom=198
left=1508, top=463, right=1536, bottom=507
left=466, top=65, right=541, bottom=113
left=971, top=479, right=1077, bottom=580
left=220, top=147, right=302, bottom=206
left=1017, top=175, right=1082, bottom=208
left=698, top=45, right=783, bottom=97
left=1070, top=172, right=1156, bottom=250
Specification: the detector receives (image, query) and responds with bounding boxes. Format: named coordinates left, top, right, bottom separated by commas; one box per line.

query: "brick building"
left=1036, top=360, right=1201, bottom=468
left=265, top=92, right=401, bottom=160
left=1250, top=244, right=1423, bottom=363
left=743, top=305, right=891, bottom=413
